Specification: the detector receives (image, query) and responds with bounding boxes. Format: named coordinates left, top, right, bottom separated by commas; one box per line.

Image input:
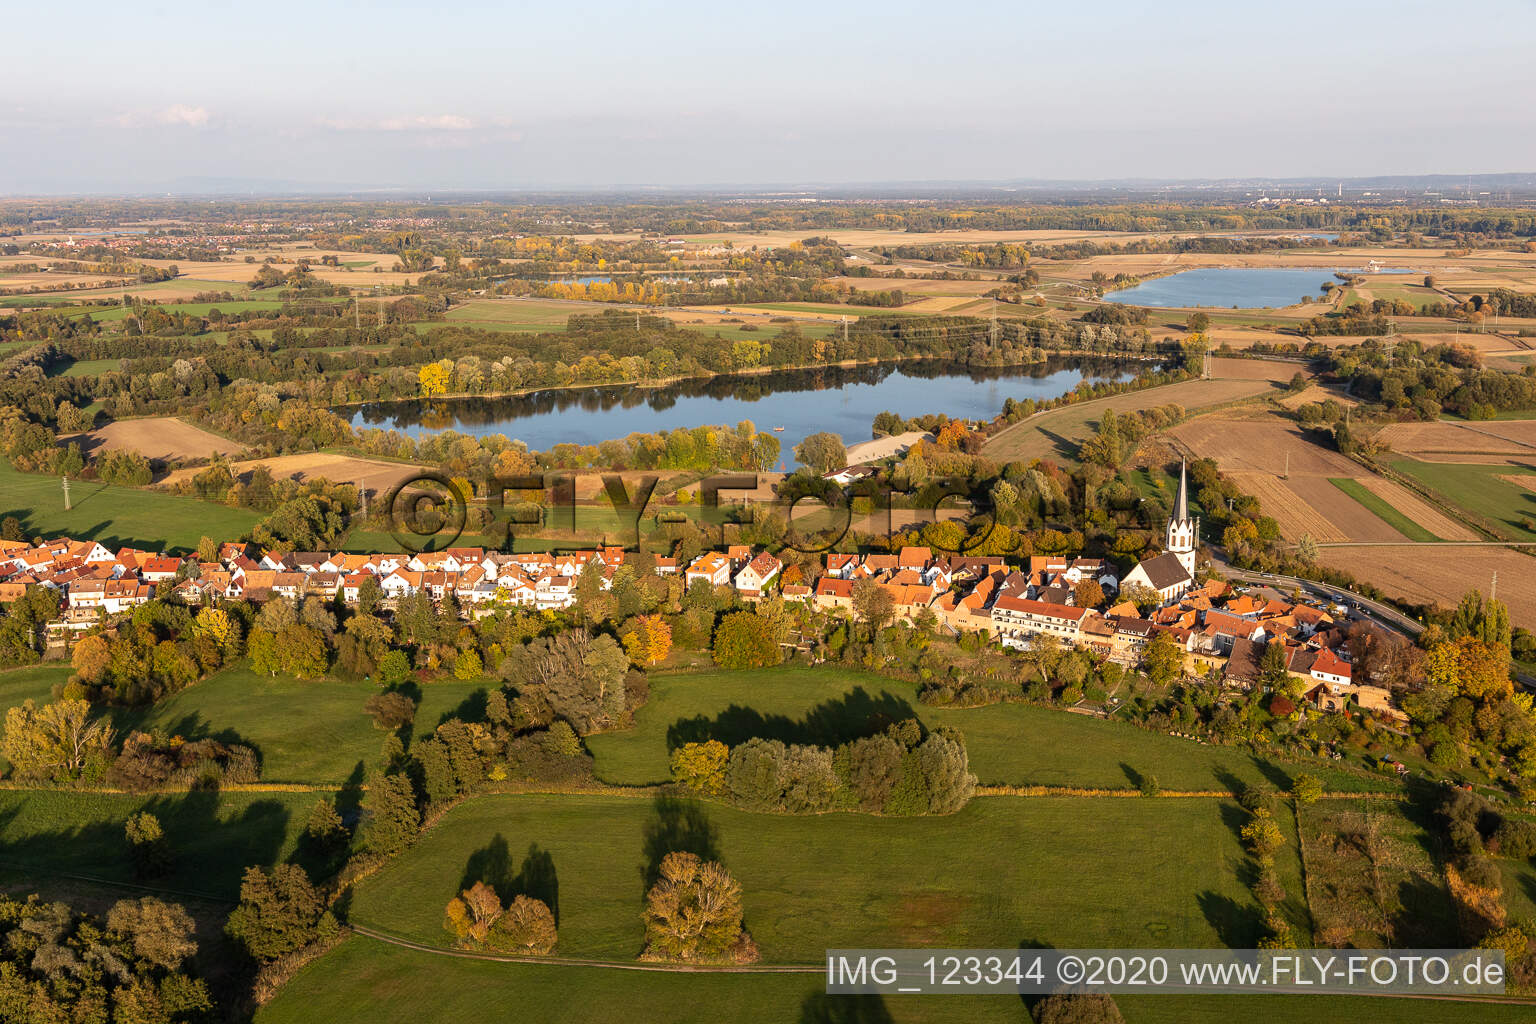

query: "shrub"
left=487, top=895, right=557, bottom=954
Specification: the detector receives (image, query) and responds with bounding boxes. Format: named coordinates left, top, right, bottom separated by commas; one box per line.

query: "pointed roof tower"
left=1173, top=460, right=1190, bottom=522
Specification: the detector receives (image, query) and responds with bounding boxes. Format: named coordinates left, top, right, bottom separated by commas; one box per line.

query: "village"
left=0, top=465, right=1405, bottom=728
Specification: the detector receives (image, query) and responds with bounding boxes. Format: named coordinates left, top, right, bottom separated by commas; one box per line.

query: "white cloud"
left=320, top=113, right=475, bottom=133
left=156, top=104, right=211, bottom=128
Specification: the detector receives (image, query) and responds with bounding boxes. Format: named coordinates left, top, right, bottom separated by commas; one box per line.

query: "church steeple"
left=1173, top=460, right=1190, bottom=522
left=1166, top=460, right=1198, bottom=577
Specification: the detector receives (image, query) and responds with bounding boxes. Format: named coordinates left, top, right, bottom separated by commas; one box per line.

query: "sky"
left=4, top=0, right=1536, bottom=193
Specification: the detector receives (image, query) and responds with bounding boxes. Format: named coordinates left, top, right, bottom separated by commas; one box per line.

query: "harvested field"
left=1288, top=476, right=1407, bottom=543
left=62, top=417, right=247, bottom=462
left=160, top=453, right=422, bottom=494
left=1320, top=545, right=1536, bottom=630
left=1502, top=474, right=1536, bottom=493
left=1170, top=415, right=1359, bottom=477
left=1376, top=419, right=1536, bottom=457
left=1227, top=472, right=1348, bottom=543
left=1204, top=357, right=1309, bottom=381
left=1355, top=476, right=1481, bottom=541
left=1277, top=384, right=1358, bottom=410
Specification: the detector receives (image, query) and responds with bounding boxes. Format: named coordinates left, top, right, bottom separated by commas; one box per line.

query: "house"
left=990, top=595, right=1090, bottom=646
left=381, top=569, right=422, bottom=599
left=1223, top=636, right=1265, bottom=689
left=1309, top=647, right=1352, bottom=686
left=685, top=553, right=732, bottom=589
left=535, top=575, right=575, bottom=610
left=812, top=577, right=854, bottom=614
left=138, top=556, right=182, bottom=583
left=271, top=572, right=307, bottom=599
left=733, top=552, right=782, bottom=599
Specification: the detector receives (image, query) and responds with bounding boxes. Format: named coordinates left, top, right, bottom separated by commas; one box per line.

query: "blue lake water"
left=1104, top=267, right=1411, bottom=309
left=348, top=356, right=1146, bottom=466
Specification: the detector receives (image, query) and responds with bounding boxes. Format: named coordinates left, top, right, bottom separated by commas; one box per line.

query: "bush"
left=364, top=692, right=417, bottom=730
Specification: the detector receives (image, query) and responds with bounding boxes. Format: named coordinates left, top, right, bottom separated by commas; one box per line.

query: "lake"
left=1104, top=267, right=1412, bottom=309
left=347, top=357, right=1146, bottom=466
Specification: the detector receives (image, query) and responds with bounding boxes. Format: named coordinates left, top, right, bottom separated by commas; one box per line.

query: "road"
left=1211, top=558, right=1536, bottom=691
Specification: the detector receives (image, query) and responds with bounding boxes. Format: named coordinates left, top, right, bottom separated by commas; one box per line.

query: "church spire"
left=1173, top=460, right=1190, bottom=522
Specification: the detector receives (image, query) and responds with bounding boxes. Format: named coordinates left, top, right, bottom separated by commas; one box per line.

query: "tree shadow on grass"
left=665, top=687, right=915, bottom=753
left=639, top=795, right=720, bottom=890
left=436, top=687, right=487, bottom=728
left=0, top=789, right=291, bottom=903
left=1197, top=890, right=1265, bottom=948
left=798, top=993, right=894, bottom=1024
left=458, top=834, right=561, bottom=923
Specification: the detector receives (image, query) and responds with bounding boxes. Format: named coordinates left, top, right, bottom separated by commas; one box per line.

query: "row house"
left=989, top=595, right=1091, bottom=648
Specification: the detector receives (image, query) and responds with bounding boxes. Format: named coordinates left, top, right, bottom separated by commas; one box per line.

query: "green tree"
left=362, top=772, right=421, bottom=857
left=225, top=864, right=336, bottom=962
left=711, top=612, right=781, bottom=670
left=793, top=431, right=847, bottom=474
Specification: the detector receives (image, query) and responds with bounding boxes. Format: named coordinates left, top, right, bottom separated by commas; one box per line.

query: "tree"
left=362, top=772, right=421, bottom=857
left=488, top=895, right=558, bottom=954
left=1140, top=632, right=1184, bottom=687
left=622, top=614, right=672, bottom=666
left=378, top=649, right=412, bottom=687
left=793, top=431, right=847, bottom=474
left=225, top=864, right=336, bottom=962
left=1034, top=993, right=1125, bottom=1024
left=418, top=361, right=451, bottom=397
left=851, top=577, right=896, bottom=638
left=125, top=812, right=172, bottom=878
left=641, top=851, right=753, bottom=963
left=1073, top=578, right=1105, bottom=609
left=2, top=698, right=114, bottom=781
left=247, top=627, right=280, bottom=677
left=364, top=692, right=417, bottom=730
left=507, top=631, right=630, bottom=734
left=711, top=612, right=781, bottom=670
left=453, top=648, right=483, bottom=680
left=1241, top=810, right=1284, bottom=858
left=443, top=881, right=502, bottom=944
left=1186, top=312, right=1210, bottom=333
left=106, top=897, right=197, bottom=971
left=191, top=606, right=238, bottom=655
left=70, top=634, right=111, bottom=685
left=1291, top=773, right=1323, bottom=805
left=671, top=740, right=729, bottom=795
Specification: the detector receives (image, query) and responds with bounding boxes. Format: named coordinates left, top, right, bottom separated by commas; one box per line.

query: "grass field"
left=0, top=663, right=72, bottom=710
left=54, top=357, right=123, bottom=378
left=0, top=788, right=325, bottom=903
left=258, top=936, right=1536, bottom=1024
left=442, top=298, right=608, bottom=332
left=346, top=792, right=1299, bottom=957
left=1388, top=459, right=1536, bottom=540
left=87, top=299, right=301, bottom=322
left=1328, top=477, right=1440, bottom=542
left=984, top=367, right=1289, bottom=463
left=584, top=667, right=1393, bottom=793
left=0, top=462, right=264, bottom=553
left=101, top=666, right=492, bottom=785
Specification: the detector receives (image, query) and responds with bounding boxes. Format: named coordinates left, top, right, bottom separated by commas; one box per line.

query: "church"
left=1122, top=461, right=1199, bottom=604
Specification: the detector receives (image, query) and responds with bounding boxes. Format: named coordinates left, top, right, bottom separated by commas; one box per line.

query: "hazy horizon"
left=6, top=0, right=1536, bottom=194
